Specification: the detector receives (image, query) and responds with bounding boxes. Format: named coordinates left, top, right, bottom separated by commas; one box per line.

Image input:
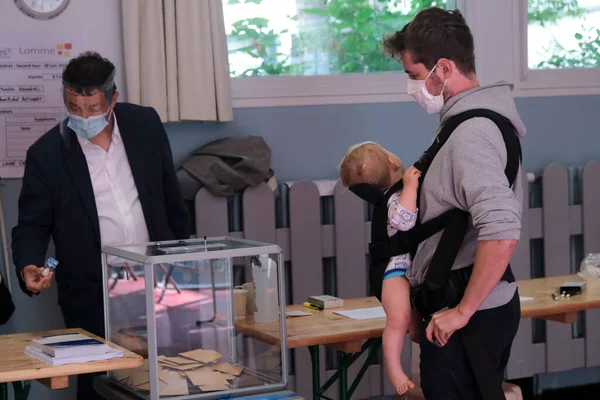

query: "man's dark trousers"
left=420, top=291, right=520, bottom=400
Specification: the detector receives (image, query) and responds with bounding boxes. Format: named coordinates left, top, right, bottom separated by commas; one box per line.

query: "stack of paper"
left=307, top=295, right=344, bottom=309
left=25, top=333, right=123, bottom=366
left=113, top=349, right=246, bottom=395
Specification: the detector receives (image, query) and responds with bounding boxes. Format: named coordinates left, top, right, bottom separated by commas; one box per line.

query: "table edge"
left=0, top=328, right=144, bottom=383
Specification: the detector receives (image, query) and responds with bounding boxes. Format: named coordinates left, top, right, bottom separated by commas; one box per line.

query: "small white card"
left=286, top=311, right=313, bottom=318
left=519, top=296, right=534, bottom=302
left=334, top=307, right=386, bottom=320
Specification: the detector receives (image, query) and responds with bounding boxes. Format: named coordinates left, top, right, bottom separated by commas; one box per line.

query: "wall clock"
left=14, top=0, right=70, bottom=20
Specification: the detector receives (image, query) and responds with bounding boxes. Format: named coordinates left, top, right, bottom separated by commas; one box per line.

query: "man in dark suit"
left=12, top=52, right=189, bottom=400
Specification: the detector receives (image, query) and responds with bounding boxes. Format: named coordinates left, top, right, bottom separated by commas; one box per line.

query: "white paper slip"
left=334, top=307, right=386, bottom=320
left=519, top=296, right=534, bottom=302
left=286, top=311, right=313, bottom=318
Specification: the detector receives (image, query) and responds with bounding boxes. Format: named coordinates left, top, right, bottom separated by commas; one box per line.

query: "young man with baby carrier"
left=379, top=7, right=526, bottom=400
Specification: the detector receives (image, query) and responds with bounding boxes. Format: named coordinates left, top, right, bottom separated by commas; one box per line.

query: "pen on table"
left=303, top=302, right=323, bottom=311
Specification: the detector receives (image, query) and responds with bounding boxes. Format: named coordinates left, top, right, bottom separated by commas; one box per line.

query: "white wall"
left=0, top=0, right=127, bottom=100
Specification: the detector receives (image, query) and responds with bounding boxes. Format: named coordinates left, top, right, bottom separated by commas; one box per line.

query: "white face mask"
left=406, top=64, right=447, bottom=115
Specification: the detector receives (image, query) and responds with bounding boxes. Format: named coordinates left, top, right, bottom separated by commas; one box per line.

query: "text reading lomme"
left=19, top=47, right=56, bottom=56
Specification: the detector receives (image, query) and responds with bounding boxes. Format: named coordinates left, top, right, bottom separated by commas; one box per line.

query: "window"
left=528, top=0, right=600, bottom=70
left=222, top=0, right=456, bottom=106
left=506, top=0, right=600, bottom=94
left=221, top=0, right=600, bottom=106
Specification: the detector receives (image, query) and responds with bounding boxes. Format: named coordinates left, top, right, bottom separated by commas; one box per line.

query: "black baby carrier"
left=350, top=109, right=522, bottom=314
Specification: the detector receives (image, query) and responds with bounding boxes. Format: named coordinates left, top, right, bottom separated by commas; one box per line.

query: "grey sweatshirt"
left=407, top=82, right=527, bottom=310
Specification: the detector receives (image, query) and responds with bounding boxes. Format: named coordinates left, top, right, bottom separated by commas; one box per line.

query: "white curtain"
left=121, top=0, right=233, bottom=122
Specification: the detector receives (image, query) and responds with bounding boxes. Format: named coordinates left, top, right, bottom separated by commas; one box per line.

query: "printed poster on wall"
left=0, top=32, right=87, bottom=178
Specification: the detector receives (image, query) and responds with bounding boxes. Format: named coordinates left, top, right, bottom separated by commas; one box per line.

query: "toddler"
left=338, top=142, right=420, bottom=395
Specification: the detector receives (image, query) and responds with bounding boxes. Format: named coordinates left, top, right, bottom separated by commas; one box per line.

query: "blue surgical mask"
left=67, top=107, right=113, bottom=140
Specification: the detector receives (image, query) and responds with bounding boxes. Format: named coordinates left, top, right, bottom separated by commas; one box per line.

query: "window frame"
left=231, top=73, right=413, bottom=108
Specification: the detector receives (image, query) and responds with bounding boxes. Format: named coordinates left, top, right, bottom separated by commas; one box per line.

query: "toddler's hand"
left=403, top=166, right=421, bottom=190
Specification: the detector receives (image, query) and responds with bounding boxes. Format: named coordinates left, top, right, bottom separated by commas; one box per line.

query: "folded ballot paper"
left=25, top=333, right=123, bottom=366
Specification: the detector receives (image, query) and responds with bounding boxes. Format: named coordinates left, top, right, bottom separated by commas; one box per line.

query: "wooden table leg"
left=156, top=264, right=181, bottom=304
left=37, top=376, right=69, bottom=390
left=540, top=312, right=578, bottom=324
left=328, top=341, right=361, bottom=354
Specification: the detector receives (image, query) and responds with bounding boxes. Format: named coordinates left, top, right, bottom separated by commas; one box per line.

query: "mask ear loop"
left=425, top=64, right=438, bottom=81
left=439, top=79, right=447, bottom=97
left=105, top=107, right=114, bottom=124
left=426, top=64, right=447, bottom=97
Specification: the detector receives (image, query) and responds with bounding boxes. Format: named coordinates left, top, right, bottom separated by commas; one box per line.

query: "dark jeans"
left=62, top=304, right=106, bottom=400
left=420, top=290, right=521, bottom=400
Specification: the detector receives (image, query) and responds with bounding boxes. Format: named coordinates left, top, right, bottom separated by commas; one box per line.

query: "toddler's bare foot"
left=393, top=372, right=415, bottom=395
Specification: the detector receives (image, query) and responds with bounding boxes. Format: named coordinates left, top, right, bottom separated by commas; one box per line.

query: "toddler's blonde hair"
left=338, top=142, right=403, bottom=189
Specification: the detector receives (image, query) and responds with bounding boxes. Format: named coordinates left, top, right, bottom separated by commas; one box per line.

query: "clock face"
left=14, top=0, right=70, bottom=20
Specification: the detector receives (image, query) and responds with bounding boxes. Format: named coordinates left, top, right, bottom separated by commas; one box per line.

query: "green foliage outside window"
left=226, top=0, right=600, bottom=77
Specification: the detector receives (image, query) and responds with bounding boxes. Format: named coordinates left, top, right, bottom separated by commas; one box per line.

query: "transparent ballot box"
left=102, top=237, right=287, bottom=400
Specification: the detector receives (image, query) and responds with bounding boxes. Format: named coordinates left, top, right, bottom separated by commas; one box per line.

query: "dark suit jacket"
left=12, top=103, right=189, bottom=316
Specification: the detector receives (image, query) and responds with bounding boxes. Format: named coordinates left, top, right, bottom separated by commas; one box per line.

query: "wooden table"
left=236, top=275, right=600, bottom=400
left=518, top=273, right=600, bottom=323
left=0, top=328, right=144, bottom=400
left=236, top=297, right=384, bottom=352
left=237, top=297, right=384, bottom=400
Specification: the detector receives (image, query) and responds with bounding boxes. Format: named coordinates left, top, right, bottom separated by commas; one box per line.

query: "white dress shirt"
left=76, top=116, right=149, bottom=258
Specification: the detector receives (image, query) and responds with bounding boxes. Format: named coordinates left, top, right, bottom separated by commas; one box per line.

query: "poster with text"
left=0, top=32, right=87, bottom=178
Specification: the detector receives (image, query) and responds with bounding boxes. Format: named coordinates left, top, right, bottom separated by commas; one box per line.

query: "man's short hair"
left=383, top=7, right=476, bottom=76
left=62, top=51, right=117, bottom=98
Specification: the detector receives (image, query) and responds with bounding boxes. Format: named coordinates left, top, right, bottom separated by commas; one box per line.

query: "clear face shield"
left=60, top=68, right=117, bottom=142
